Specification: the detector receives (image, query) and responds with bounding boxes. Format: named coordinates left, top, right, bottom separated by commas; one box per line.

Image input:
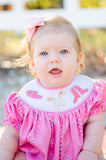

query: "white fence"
left=0, top=0, right=106, bottom=31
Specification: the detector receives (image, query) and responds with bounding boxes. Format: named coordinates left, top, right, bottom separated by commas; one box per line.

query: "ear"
left=28, top=57, right=35, bottom=72
left=77, top=53, right=83, bottom=63
left=76, top=52, right=84, bottom=68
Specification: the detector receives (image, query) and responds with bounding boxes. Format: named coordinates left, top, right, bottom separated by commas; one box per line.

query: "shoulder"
left=18, top=78, right=43, bottom=107
left=75, top=75, right=106, bottom=88
left=76, top=75, right=106, bottom=96
left=73, top=75, right=94, bottom=90
left=73, top=75, right=106, bottom=104
left=72, top=75, right=106, bottom=116
left=75, top=74, right=94, bottom=82
left=18, top=78, right=41, bottom=99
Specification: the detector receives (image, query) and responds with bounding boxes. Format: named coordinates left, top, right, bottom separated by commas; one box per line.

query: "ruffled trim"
left=3, top=119, right=21, bottom=131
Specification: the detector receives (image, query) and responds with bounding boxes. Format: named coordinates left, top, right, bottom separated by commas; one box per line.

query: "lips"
left=49, top=68, right=62, bottom=75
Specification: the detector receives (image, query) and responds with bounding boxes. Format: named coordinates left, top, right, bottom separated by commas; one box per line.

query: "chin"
left=52, top=82, right=65, bottom=88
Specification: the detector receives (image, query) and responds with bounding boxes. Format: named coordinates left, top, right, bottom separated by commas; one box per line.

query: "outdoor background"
left=0, top=0, right=106, bottom=136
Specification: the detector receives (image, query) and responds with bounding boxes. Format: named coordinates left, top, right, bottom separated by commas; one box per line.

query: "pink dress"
left=3, top=75, right=106, bottom=160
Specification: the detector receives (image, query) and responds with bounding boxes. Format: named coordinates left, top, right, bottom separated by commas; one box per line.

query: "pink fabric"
left=89, top=80, right=106, bottom=115
left=26, top=17, right=45, bottom=42
left=3, top=80, right=106, bottom=160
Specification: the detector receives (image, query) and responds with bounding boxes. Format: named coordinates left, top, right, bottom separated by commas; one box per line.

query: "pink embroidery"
left=71, top=87, right=80, bottom=103
left=74, top=85, right=88, bottom=94
left=71, top=85, right=88, bottom=103
left=27, top=90, right=42, bottom=99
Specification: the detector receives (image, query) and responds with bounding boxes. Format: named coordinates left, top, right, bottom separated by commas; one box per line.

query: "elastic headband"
left=26, top=16, right=45, bottom=42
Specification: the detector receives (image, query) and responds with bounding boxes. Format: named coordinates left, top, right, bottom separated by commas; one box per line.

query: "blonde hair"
left=23, top=15, right=84, bottom=76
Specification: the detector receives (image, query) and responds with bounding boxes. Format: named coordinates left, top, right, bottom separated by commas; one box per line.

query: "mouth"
left=49, top=68, right=62, bottom=76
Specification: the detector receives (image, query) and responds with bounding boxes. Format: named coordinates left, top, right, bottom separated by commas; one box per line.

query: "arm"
left=77, top=109, right=105, bottom=160
left=0, top=125, right=19, bottom=160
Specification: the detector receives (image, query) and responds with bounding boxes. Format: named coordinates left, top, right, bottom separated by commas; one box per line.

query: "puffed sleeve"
left=3, top=92, right=24, bottom=131
left=89, top=80, right=106, bottom=115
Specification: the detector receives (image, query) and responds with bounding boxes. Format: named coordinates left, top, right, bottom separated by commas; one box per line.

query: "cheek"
left=34, top=58, right=42, bottom=69
left=63, top=58, right=78, bottom=74
left=34, top=60, right=46, bottom=75
left=64, top=58, right=76, bottom=68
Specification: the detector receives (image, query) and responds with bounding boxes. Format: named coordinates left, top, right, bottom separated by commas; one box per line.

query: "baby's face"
left=32, top=31, right=80, bottom=88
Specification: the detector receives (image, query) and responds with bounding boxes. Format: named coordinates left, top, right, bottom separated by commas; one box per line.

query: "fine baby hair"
left=25, top=15, right=84, bottom=76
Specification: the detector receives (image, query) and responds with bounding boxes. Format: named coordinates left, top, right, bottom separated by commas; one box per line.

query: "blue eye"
left=60, top=50, right=68, bottom=54
left=41, top=51, right=48, bottom=56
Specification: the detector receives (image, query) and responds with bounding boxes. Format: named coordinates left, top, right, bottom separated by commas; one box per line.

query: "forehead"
left=33, top=24, right=75, bottom=39
left=31, top=27, right=76, bottom=48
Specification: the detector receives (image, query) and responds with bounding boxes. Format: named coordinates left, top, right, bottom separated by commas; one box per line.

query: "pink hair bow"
left=26, top=17, right=45, bottom=42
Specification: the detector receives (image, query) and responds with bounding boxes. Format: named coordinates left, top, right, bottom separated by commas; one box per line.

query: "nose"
left=49, top=54, right=61, bottom=64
